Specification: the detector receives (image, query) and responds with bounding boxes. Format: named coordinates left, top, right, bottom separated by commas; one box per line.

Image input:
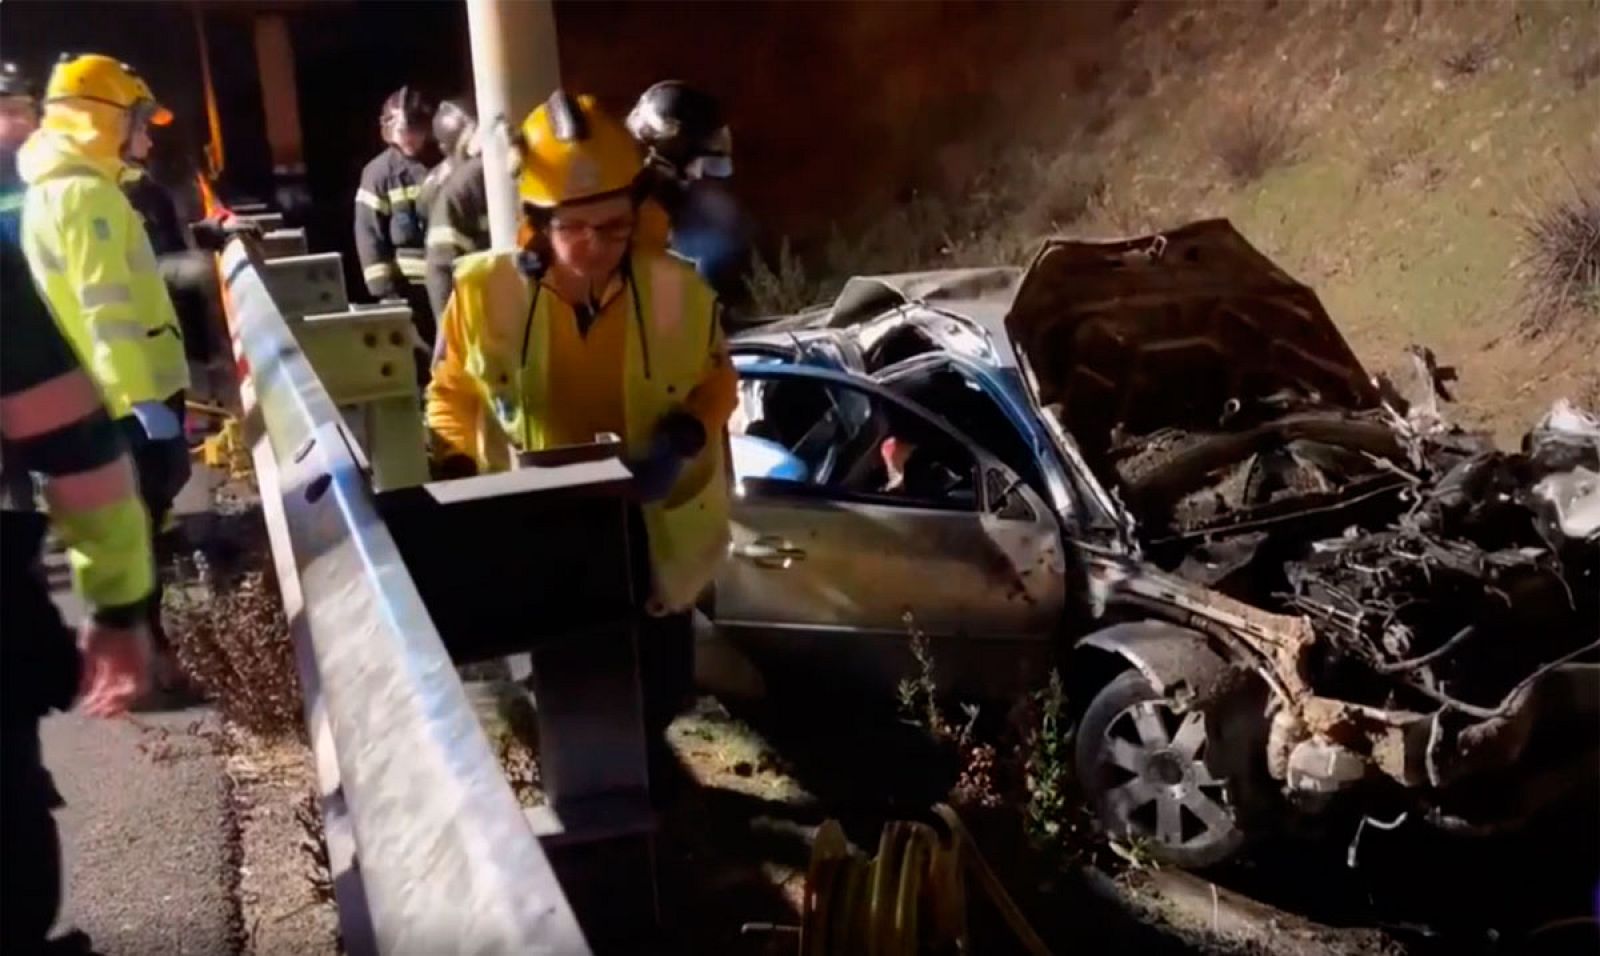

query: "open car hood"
left=1003, top=220, right=1380, bottom=465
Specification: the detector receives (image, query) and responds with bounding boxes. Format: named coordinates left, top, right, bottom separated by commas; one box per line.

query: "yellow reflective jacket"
left=427, top=250, right=735, bottom=612
left=18, top=101, right=189, bottom=419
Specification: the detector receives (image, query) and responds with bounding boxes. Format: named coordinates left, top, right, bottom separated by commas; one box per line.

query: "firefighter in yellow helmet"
left=427, top=92, right=736, bottom=798
left=18, top=53, right=190, bottom=689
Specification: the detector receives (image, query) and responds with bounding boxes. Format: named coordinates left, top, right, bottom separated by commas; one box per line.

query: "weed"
left=744, top=238, right=818, bottom=317
left=1212, top=98, right=1302, bottom=186
left=1441, top=39, right=1494, bottom=77
left=1518, top=173, right=1600, bottom=335
left=294, top=790, right=335, bottom=905
left=895, top=612, right=1001, bottom=808
left=1022, top=672, right=1073, bottom=850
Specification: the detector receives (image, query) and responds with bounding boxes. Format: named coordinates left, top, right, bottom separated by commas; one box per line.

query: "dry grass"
left=1212, top=98, right=1303, bottom=186
left=744, top=238, right=817, bottom=317
left=164, top=515, right=304, bottom=739
left=1518, top=174, right=1600, bottom=336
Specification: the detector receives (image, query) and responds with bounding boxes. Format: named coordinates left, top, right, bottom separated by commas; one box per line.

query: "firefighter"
left=421, top=97, right=487, bottom=324
left=426, top=91, right=737, bottom=800
left=355, top=86, right=438, bottom=359
left=18, top=53, right=190, bottom=691
left=626, top=81, right=752, bottom=304
left=2, top=234, right=155, bottom=954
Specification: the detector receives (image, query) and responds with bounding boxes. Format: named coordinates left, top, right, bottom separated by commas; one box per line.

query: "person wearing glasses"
left=426, top=91, right=736, bottom=803
left=17, top=54, right=190, bottom=696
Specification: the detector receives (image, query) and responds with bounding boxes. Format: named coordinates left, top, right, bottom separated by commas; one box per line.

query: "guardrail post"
left=222, top=236, right=591, bottom=955
left=375, top=448, right=660, bottom=950
left=253, top=248, right=428, bottom=490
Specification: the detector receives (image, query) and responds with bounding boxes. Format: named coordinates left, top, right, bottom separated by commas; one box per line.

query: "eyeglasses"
left=548, top=216, right=635, bottom=243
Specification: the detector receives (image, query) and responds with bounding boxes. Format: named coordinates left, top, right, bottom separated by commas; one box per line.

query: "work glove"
left=628, top=410, right=706, bottom=503
left=129, top=401, right=182, bottom=442
left=189, top=212, right=263, bottom=253
left=158, top=250, right=217, bottom=292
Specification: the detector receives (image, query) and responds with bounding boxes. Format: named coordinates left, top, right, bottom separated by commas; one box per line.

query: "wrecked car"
left=714, top=219, right=1600, bottom=867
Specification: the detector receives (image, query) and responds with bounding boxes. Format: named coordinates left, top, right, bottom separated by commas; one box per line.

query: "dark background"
left=0, top=0, right=1122, bottom=296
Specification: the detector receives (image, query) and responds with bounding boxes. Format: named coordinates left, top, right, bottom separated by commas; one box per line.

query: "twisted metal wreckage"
left=732, top=221, right=1598, bottom=847
left=1093, top=375, right=1599, bottom=835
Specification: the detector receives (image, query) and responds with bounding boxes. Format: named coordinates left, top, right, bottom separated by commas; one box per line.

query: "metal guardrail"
left=222, top=238, right=591, bottom=956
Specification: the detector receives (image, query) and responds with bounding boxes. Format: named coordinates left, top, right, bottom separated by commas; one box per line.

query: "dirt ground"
left=225, top=732, right=339, bottom=956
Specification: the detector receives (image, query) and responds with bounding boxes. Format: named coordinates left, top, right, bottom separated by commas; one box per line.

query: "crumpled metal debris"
left=1276, top=398, right=1599, bottom=813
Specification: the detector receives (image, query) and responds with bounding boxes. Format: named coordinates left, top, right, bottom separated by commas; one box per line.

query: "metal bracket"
left=260, top=252, right=348, bottom=321
left=293, top=308, right=427, bottom=491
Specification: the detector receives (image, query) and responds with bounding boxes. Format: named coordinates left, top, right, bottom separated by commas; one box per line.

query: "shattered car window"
left=732, top=376, right=979, bottom=510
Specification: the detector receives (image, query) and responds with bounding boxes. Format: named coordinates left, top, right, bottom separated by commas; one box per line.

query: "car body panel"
left=718, top=362, right=1066, bottom=699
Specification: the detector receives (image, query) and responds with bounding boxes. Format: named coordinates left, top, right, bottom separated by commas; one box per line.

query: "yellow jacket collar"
left=18, top=99, right=128, bottom=184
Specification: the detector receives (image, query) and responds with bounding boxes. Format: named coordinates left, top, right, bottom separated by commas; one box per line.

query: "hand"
left=76, top=619, right=153, bottom=718
left=627, top=412, right=705, bottom=503
left=130, top=401, right=182, bottom=441
left=189, top=213, right=263, bottom=253
left=628, top=439, right=685, bottom=503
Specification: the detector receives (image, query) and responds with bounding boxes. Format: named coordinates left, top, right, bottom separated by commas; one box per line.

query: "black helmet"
left=626, top=81, right=731, bottom=180
left=0, top=61, right=37, bottom=101
left=380, top=85, right=434, bottom=139
left=433, top=97, right=477, bottom=159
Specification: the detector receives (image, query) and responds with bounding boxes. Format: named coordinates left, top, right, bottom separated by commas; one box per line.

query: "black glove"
left=189, top=213, right=263, bottom=253
left=628, top=411, right=706, bottom=503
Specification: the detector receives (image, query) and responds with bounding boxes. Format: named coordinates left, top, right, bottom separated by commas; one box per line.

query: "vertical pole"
left=465, top=0, right=562, bottom=250
left=253, top=14, right=311, bottom=219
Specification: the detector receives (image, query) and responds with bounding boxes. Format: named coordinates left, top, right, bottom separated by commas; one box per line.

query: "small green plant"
left=896, top=612, right=1002, bottom=808
left=1023, top=671, right=1073, bottom=852
left=896, top=610, right=947, bottom=738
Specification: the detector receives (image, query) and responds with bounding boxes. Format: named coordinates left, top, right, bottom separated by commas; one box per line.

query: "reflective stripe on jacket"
left=354, top=146, right=432, bottom=294
left=19, top=131, right=189, bottom=419
left=426, top=250, right=734, bottom=612
left=1, top=236, right=152, bottom=621
left=423, top=153, right=489, bottom=319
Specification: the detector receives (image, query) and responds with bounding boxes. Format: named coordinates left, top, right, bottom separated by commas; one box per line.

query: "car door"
left=716, top=365, right=1066, bottom=699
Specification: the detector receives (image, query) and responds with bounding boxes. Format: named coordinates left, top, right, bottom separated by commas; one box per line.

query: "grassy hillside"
left=754, top=0, right=1599, bottom=441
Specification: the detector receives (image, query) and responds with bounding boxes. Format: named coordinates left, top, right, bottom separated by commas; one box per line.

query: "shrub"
left=1212, top=98, right=1302, bottom=186
left=1519, top=175, right=1600, bottom=335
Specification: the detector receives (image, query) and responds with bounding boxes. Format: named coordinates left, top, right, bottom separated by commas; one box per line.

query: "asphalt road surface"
left=40, top=463, right=240, bottom=955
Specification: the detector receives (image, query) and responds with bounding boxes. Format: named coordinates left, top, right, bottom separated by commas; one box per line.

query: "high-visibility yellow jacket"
left=2, top=236, right=153, bottom=621
left=18, top=101, right=189, bottom=419
left=427, top=249, right=736, bottom=612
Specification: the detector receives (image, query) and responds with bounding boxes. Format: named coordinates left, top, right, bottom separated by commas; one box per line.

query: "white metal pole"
left=465, top=0, right=561, bottom=250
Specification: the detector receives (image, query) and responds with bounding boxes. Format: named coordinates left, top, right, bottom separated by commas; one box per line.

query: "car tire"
left=1074, top=668, right=1250, bottom=868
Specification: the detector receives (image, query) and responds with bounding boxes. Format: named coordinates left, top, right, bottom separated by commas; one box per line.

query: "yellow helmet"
left=515, top=91, right=640, bottom=209
left=46, top=54, right=171, bottom=126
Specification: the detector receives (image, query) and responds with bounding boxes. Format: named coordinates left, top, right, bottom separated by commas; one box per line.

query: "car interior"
left=733, top=376, right=980, bottom=511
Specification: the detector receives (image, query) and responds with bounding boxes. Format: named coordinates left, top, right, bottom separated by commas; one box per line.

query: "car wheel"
left=1075, top=669, right=1248, bottom=868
